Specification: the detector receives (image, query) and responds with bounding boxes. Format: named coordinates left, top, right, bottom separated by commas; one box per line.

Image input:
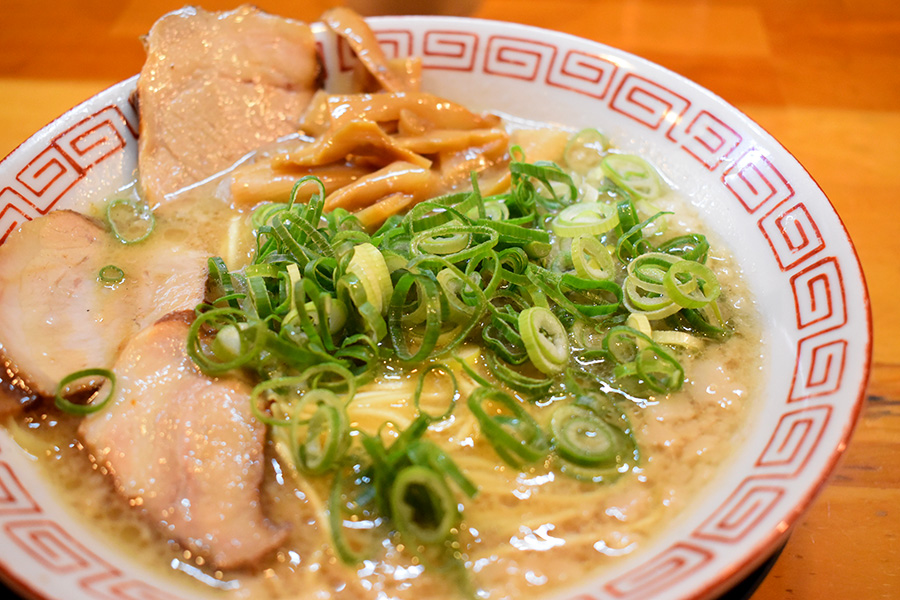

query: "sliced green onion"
left=346, top=243, right=393, bottom=315
left=564, top=128, right=610, bottom=174
left=510, top=160, right=578, bottom=208
left=625, top=313, right=653, bottom=340
left=623, top=276, right=681, bottom=320
left=389, top=465, right=459, bottom=544
left=652, top=329, right=705, bottom=352
left=603, top=326, right=684, bottom=393
left=338, top=272, right=387, bottom=341
left=388, top=272, right=442, bottom=363
left=571, top=235, right=615, bottom=281
left=414, top=227, right=471, bottom=256
left=411, top=224, right=500, bottom=265
left=636, top=345, right=685, bottom=393
left=437, top=268, right=477, bottom=321
left=679, top=304, right=729, bottom=339
left=97, top=264, right=124, bottom=285
left=482, top=199, right=509, bottom=221
left=601, top=154, right=664, bottom=200
left=246, top=275, right=274, bottom=320
left=603, top=326, right=644, bottom=364
left=657, top=233, right=710, bottom=263
left=107, top=198, right=155, bottom=244
left=518, top=306, right=569, bottom=374
left=616, top=209, right=670, bottom=261
left=550, top=404, right=629, bottom=468
left=54, top=368, right=116, bottom=415
left=484, top=350, right=553, bottom=397
left=329, top=468, right=375, bottom=565
left=180, top=148, right=738, bottom=560
left=663, top=260, right=721, bottom=309
left=207, top=257, right=242, bottom=309
left=628, top=252, right=681, bottom=286
left=467, top=387, right=549, bottom=467
left=413, top=363, right=459, bottom=422
left=293, top=398, right=349, bottom=474
left=188, top=308, right=267, bottom=375
left=209, top=323, right=243, bottom=361
left=482, top=315, right=528, bottom=365
left=552, top=202, right=619, bottom=237
left=407, top=440, right=478, bottom=498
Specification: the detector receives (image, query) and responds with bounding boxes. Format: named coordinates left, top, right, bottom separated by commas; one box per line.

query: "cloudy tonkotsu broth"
left=6, top=124, right=763, bottom=599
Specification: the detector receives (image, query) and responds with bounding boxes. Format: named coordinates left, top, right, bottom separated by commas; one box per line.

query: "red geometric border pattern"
left=604, top=543, right=714, bottom=598
left=3, top=519, right=184, bottom=599
left=755, top=406, right=832, bottom=474
left=422, top=30, right=479, bottom=71
left=678, top=110, right=743, bottom=171
left=790, top=257, right=847, bottom=332
left=484, top=35, right=557, bottom=81
left=0, top=104, right=136, bottom=237
left=0, top=196, right=29, bottom=244
left=610, top=73, right=691, bottom=141
left=14, top=144, right=80, bottom=213
left=52, top=106, right=134, bottom=172
left=336, top=36, right=356, bottom=72
left=83, top=572, right=185, bottom=600
left=759, top=198, right=826, bottom=271
left=790, top=328, right=849, bottom=401
left=723, top=148, right=794, bottom=214
left=373, top=29, right=413, bottom=60
left=6, top=519, right=102, bottom=574
left=693, top=479, right=786, bottom=543
left=0, top=462, right=40, bottom=515
left=546, top=49, right=618, bottom=100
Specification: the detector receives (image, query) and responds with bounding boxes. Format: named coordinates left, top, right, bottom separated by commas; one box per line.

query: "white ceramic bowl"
left=0, top=15, right=871, bottom=600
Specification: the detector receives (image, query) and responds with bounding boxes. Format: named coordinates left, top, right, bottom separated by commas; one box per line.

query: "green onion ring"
left=389, top=465, right=459, bottom=545
left=293, top=400, right=349, bottom=474
left=552, top=202, right=619, bottom=237
left=601, top=154, right=663, bottom=200
left=388, top=272, right=442, bottom=363
left=550, top=404, right=626, bottom=468
left=97, top=264, right=124, bottom=285
left=663, top=259, right=722, bottom=309
left=571, top=236, right=615, bottom=281
left=413, top=363, right=459, bottom=422
left=54, top=368, right=116, bottom=415
left=106, top=198, right=155, bottom=244
left=467, top=387, right=549, bottom=467
left=518, top=306, right=569, bottom=374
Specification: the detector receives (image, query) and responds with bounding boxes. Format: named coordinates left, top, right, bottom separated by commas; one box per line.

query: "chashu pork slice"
left=137, top=5, right=320, bottom=206
left=0, top=210, right=207, bottom=398
left=79, top=315, right=287, bottom=569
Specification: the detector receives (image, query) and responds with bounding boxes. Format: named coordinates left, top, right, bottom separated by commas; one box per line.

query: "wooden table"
left=1, top=1, right=897, bottom=598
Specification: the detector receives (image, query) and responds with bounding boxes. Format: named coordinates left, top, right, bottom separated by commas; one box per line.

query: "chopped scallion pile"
left=174, top=133, right=732, bottom=575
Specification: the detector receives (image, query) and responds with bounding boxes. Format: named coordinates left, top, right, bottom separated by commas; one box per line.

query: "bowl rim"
left=0, top=13, right=873, bottom=600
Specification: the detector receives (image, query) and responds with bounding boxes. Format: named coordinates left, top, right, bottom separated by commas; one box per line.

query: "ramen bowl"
left=0, top=14, right=870, bottom=600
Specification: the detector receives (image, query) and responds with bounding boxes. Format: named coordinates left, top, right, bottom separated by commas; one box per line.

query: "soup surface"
left=7, top=125, right=763, bottom=599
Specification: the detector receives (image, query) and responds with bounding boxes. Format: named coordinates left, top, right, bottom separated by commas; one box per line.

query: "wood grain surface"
left=1, top=1, right=898, bottom=598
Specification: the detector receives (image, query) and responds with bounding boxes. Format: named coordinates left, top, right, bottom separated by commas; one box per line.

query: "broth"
left=6, top=144, right=763, bottom=599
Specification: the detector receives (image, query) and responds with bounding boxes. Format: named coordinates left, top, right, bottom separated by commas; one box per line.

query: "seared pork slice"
left=0, top=210, right=207, bottom=398
left=0, top=211, right=114, bottom=397
left=137, top=5, right=319, bottom=206
left=79, top=316, right=286, bottom=569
